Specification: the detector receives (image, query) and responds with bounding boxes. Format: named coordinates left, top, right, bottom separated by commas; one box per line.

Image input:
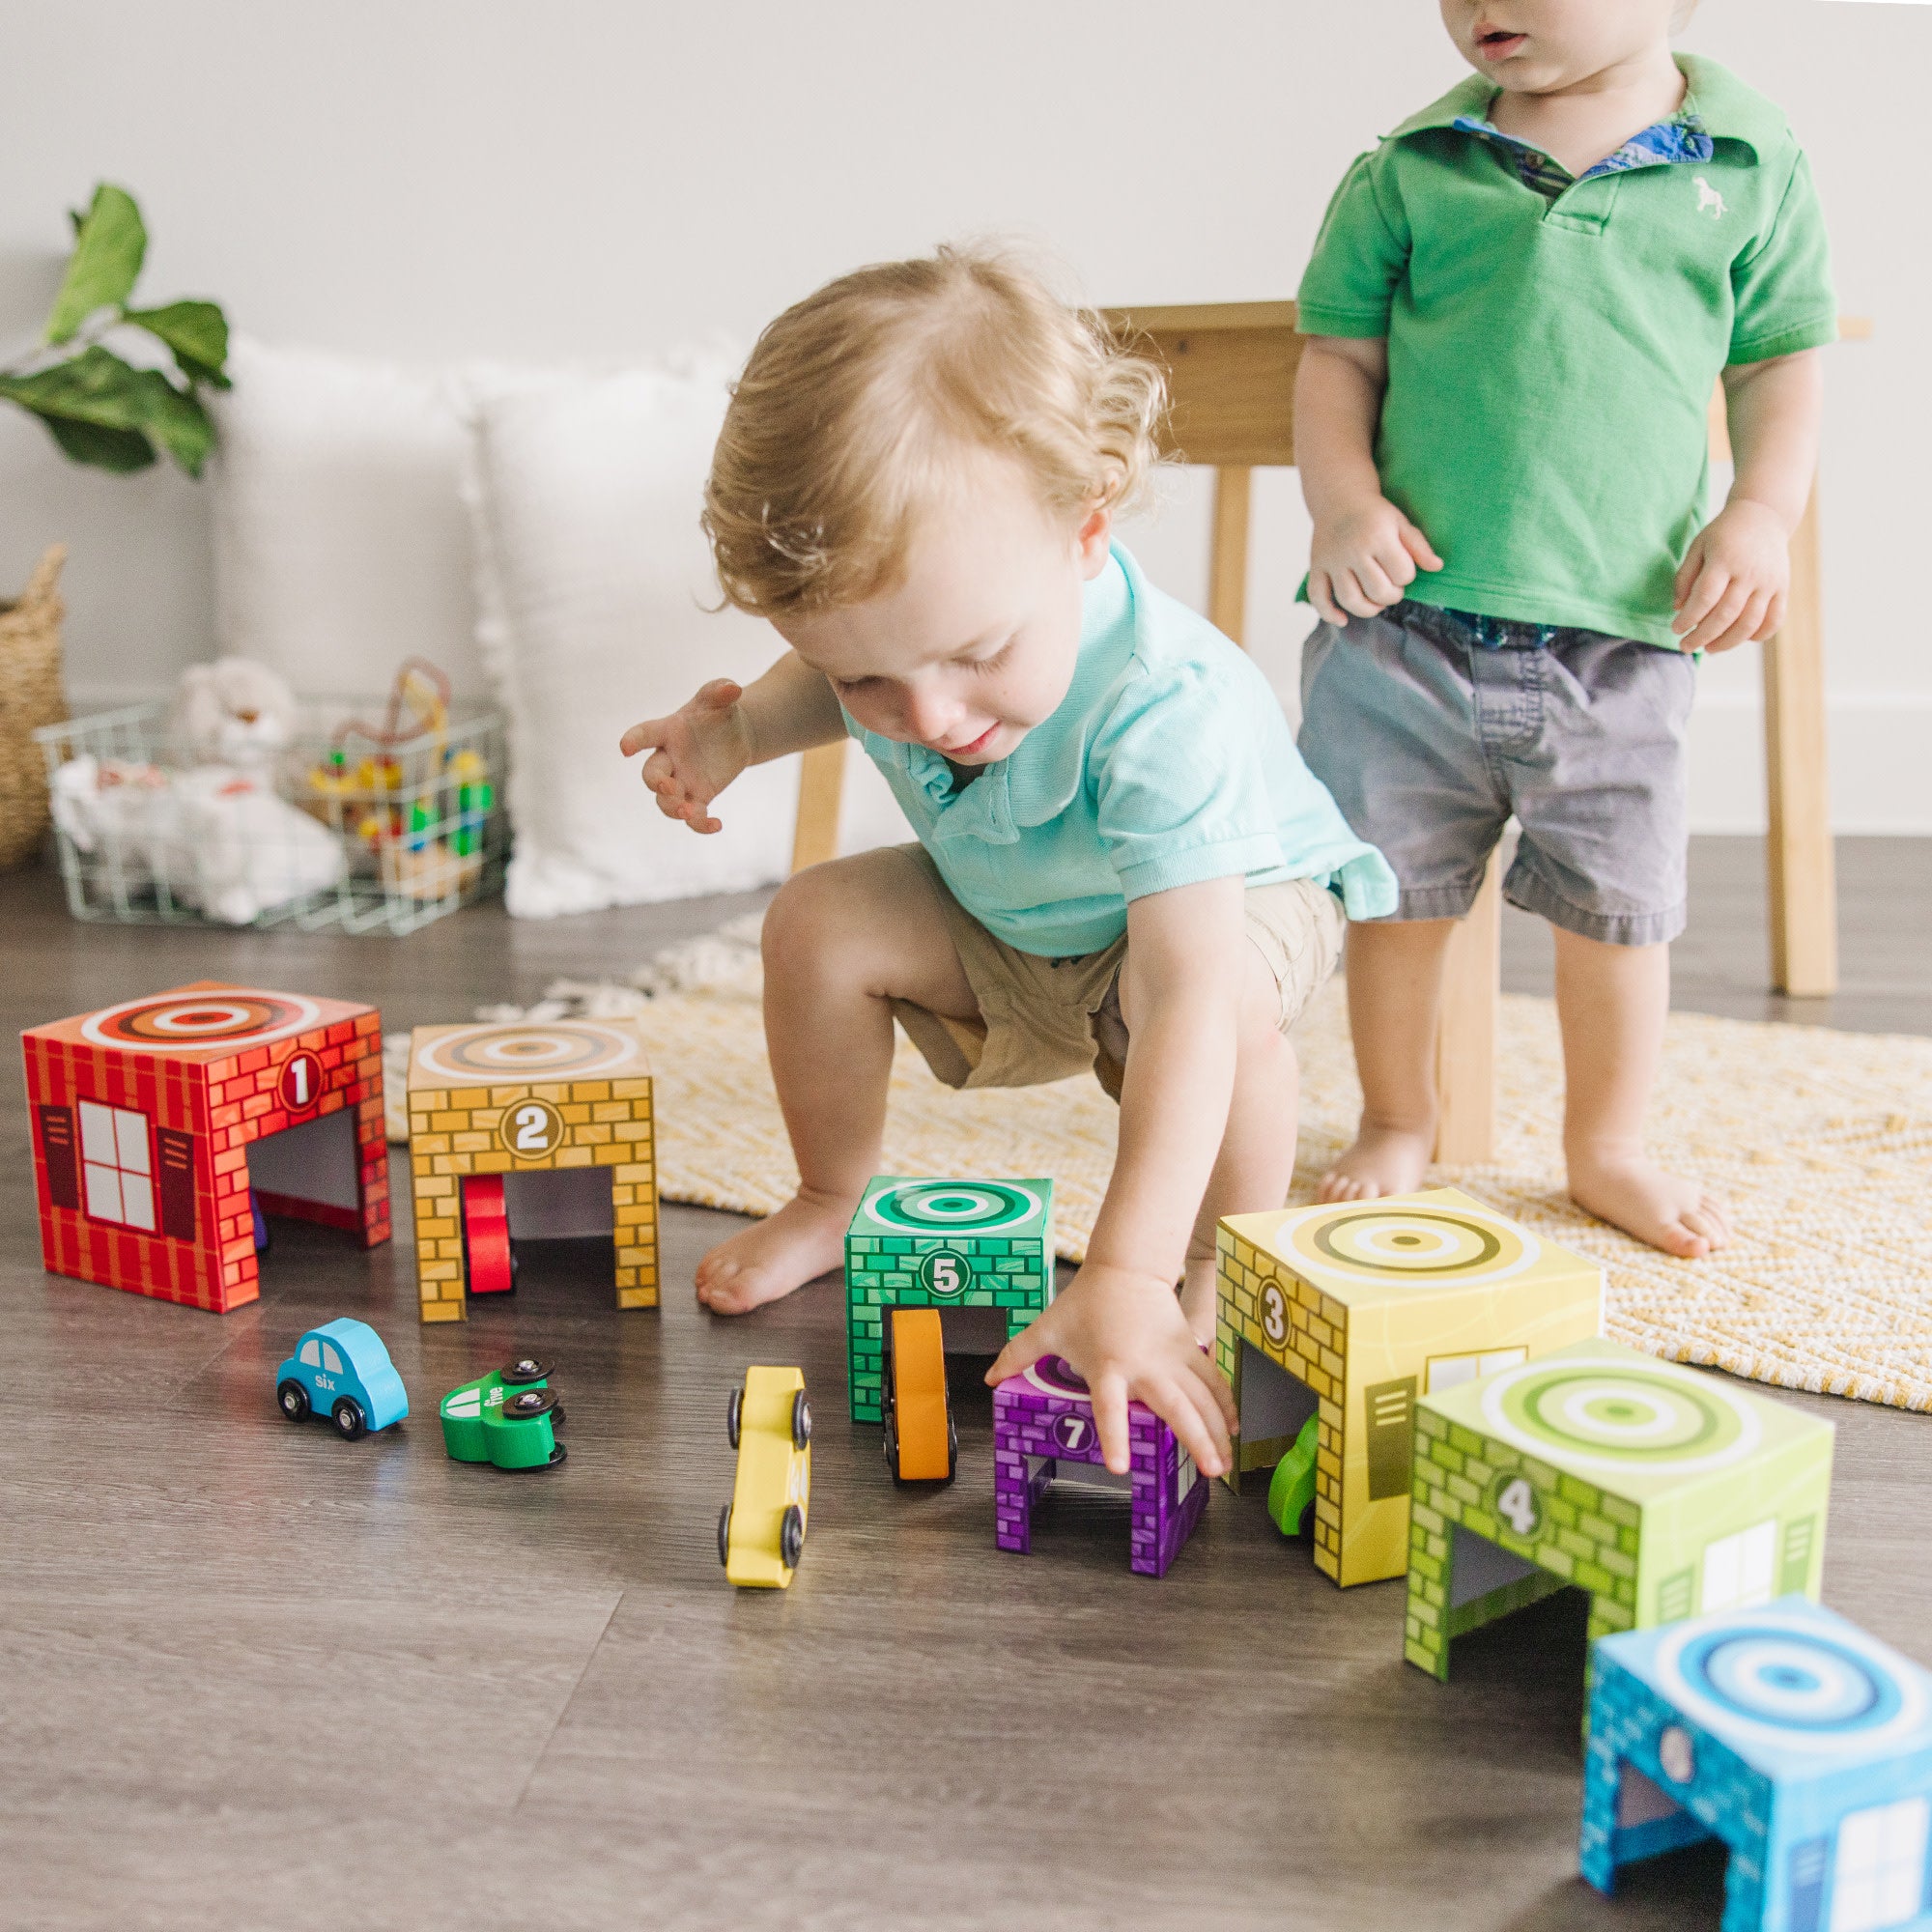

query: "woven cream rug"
left=389, top=917, right=1932, bottom=1411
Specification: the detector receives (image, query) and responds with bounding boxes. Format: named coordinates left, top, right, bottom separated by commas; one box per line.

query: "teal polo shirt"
left=1296, top=55, right=1837, bottom=648
left=844, top=546, right=1398, bottom=957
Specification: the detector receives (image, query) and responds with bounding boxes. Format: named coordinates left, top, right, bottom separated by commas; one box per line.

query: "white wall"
left=1, top=0, right=1924, bottom=828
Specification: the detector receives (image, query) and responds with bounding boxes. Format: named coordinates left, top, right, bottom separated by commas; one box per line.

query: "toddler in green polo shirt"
left=1293, top=0, right=1834, bottom=1259
left=624, top=246, right=1396, bottom=1479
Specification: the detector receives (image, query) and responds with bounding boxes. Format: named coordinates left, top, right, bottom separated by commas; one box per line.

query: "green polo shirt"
left=1297, top=56, right=1836, bottom=648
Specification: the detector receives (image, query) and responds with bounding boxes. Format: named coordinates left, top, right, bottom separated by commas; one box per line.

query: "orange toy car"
left=883, top=1308, right=955, bottom=1483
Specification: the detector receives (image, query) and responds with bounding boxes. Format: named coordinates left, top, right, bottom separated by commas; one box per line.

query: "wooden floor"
left=4, top=842, right=1928, bottom=1932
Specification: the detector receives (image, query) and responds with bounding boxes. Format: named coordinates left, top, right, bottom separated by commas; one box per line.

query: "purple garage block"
left=993, top=1355, right=1207, bottom=1577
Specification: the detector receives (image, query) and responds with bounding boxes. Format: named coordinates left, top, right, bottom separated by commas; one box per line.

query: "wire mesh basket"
left=35, top=695, right=507, bottom=936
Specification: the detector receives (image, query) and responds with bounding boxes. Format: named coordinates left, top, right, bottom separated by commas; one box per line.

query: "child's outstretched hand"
left=986, top=1261, right=1236, bottom=1480
left=1308, top=497, right=1443, bottom=626
left=1672, top=499, right=1792, bottom=653
left=619, top=679, right=754, bottom=835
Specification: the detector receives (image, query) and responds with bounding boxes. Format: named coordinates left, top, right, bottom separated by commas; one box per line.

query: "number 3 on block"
left=1493, top=1474, right=1542, bottom=1539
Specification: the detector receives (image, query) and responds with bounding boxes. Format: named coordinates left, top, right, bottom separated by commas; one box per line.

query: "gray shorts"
left=1297, top=602, right=1695, bottom=946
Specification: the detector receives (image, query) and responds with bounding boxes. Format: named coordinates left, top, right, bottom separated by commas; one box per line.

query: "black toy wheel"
left=502, top=1386, right=557, bottom=1420
left=947, top=1415, right=958, bottom=1484
left=883, top=1410, right=900, bottom=1478
left=500, top=1356, right=551, bottom=1386
left=717, top=1503, right=733, bottom=1567
left=276, top=1379, right=310, bottom=1423
left=726, top=1387, right=743, bottom=1448
left=791, top=1390, right=811, bottom=1450
left=546, top=1443, right=567, bottom=1468
left=550, top=1405, right=565, bottom=1430
left=331, top=1397, right=367, bottom=1441
left=780, top=1504, right=805, bottom=1570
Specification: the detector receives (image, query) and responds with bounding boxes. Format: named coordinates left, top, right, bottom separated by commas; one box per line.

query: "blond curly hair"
left=703, top=245, right=1167, bottom=618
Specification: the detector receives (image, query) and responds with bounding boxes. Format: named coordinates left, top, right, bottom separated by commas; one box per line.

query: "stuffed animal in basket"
left=51, top=658, right=344, bottom=923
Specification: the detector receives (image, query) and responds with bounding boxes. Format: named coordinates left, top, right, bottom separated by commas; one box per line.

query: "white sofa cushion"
left=209, top=337, right=486, bottom=698
left=462, top=352, right=806, bottom=916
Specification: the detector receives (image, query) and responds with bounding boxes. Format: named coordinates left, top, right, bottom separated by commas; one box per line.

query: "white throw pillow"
left=209, top=337, right=486, bottom=698
left=463, top=353, right=908, bottom=918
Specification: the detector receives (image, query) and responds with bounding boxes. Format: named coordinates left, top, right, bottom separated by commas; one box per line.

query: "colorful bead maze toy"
left=993, top=1354, right=1207, bottom=1578
left=1583, top=1598, right=1932, bottom=1932
left=1406, top=1338, right=1834, bottom=1687
left=845, top=1177, right=1053, bottom=1423
left=1216, top=1187, right=1602, bottom=1585
left=440, top=1356, right=566, bottom=1470
left=406, top=1019, right=658, bottom=1321
left=23, top=982, right=389, bottom=1313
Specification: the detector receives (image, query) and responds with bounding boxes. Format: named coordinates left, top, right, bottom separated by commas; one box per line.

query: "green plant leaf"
left=41, top=414, right=156, bottom=472
left=0, top=345, right=213, bottom=476
left=45, top=185, right=147, bottom=344
left=124, top=299, right=231, bottom=389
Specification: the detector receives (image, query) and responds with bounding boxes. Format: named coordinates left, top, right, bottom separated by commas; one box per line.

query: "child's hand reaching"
left=1308, top=497, right=1443, bottom=626
left=619, top=679, right=755, bottom=835
left=986, top=1261, right=1236, bottom=1480
left=1672, top=499, right=1792, bottom=653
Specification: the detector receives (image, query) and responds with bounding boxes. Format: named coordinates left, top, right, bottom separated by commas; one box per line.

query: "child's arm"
left=1673, top=350, right=1825, bottom=654
left=619, top=653, right=846, bottom=834
left=988, top=876, right=1246, bottom=1479
left=1295, top=335, right=1442, bottom=626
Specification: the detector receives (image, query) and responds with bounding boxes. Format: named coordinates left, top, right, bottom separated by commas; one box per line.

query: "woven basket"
left=0, top=546, right=69, bottom=870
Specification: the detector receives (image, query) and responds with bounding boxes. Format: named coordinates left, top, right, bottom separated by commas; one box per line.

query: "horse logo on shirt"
left=1694, top=176, right=1728, bottom=219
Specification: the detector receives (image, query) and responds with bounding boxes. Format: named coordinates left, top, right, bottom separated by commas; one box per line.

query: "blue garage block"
left=1584, top=1597, right=1932, bottom=1931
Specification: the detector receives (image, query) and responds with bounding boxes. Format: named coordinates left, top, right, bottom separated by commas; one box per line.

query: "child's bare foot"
left=1568, top=1149, right=1731, bottom=1261
left=1317, top=1122, right=1433, bottom=1203
left=695, top=1193, right=853, bottom=1314
left=1180, top=1257, right=1218, bottom=1346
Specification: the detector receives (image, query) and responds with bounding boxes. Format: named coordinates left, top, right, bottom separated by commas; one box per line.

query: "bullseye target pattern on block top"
left=1479, top=1356, right=1763, bottom=1478
left=1273, top=1198, right=1540, bottom=1290
left=1655, top=1611, right=1926, bottom=1757
left=80, top=989, right=324, bottom=1054
left=406, top=1018, right=658, bottom=1322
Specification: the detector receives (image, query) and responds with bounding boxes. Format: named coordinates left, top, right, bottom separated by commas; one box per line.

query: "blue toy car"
left=274, top=1319, right=409, bottom=1440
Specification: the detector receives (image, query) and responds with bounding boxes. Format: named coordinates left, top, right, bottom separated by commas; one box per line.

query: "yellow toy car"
left=719, top=1366, right=811, bottom=1589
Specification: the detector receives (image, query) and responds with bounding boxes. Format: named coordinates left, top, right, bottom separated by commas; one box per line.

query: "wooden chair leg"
left=790, top=741, right=847, bottom=873
left=1209, top=466, right=1252, bottom=646
left=1763, top=481, right=1836, bottom=996
left=1433, top=848, right=1501, bottom=1164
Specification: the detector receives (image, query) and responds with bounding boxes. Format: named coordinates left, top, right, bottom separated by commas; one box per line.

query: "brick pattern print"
left=992, top=1356, right=1207, bottom=1578
left=1582, top=1599, right=1932, bottom=1932
left=1404, top=1339, right=1834, bottom=1694
left=22, top=982, right=388, bottom=1314
left=844, top=1178, right=1053, bottom=1422
left=407, top=1019, right=658, bottom=1323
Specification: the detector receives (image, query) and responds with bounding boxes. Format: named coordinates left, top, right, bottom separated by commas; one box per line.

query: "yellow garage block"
left=1215, top=1187, right=1603, bottom=1588
left=408, top=1016, right=659, bottom=1323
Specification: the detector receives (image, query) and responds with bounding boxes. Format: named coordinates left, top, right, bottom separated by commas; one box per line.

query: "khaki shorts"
left=890, top=846, right=1345, bottom=1101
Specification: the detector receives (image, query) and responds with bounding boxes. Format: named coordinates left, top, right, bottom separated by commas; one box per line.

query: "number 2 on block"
left=514, top=1106, right=548, bottom=1151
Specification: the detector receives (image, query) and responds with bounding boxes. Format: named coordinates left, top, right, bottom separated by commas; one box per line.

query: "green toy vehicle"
left=440, top=1355, right=566, bottom=1470
left=1267, top=1412, right=1321, bottom=1538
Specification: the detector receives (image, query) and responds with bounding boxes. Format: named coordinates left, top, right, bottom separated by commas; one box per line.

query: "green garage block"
left=1405, top=1338, right=1833, bottom=1688
left=845, top=1177, right=1054, bottom=1422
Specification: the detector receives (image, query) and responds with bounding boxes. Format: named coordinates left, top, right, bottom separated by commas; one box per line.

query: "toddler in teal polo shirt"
left=624, top=247, right=1395, bottom=1478
left=1293, top=0, right=1834, bottom=1259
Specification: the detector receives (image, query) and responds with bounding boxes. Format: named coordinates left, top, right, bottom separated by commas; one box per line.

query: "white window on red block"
left=78, top=1100, right=156, bottom=1232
